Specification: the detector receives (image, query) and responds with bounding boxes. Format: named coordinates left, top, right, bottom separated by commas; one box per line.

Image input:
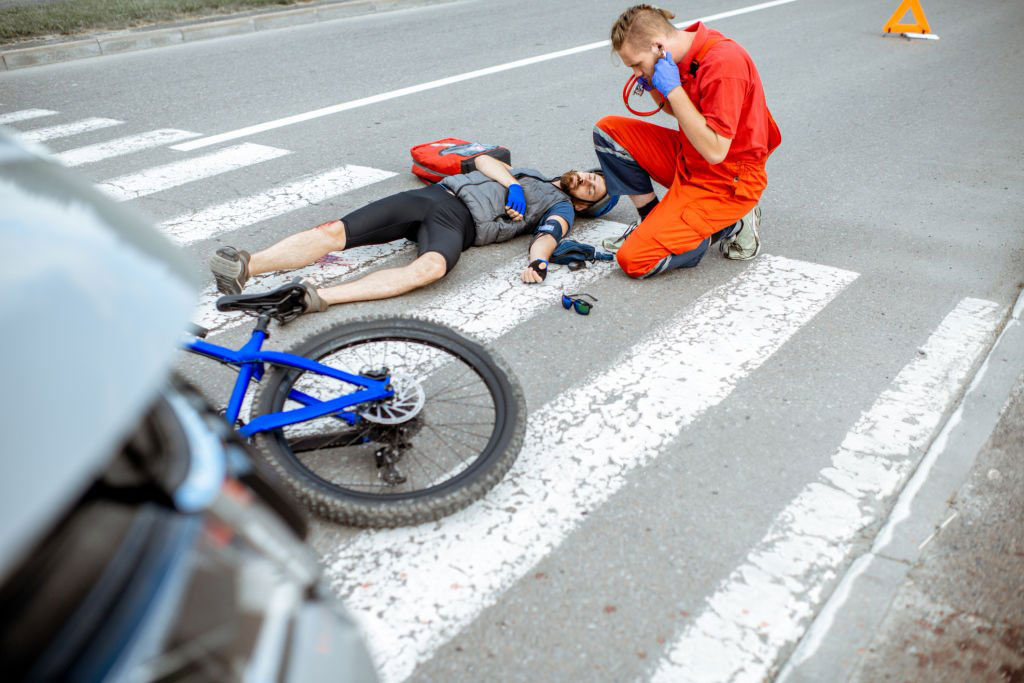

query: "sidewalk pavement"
left=780, top=292, right=1024, bottom=682
left=852, top=368, right=1024, bottom=682
left=0, top=0, right=454, bottom=70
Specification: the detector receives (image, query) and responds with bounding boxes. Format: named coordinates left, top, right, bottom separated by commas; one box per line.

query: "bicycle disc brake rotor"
left=358, top=372, right=426, bottom=424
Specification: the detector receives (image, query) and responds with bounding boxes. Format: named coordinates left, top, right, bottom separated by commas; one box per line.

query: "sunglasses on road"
left=561, top=292, right=598, bottom=316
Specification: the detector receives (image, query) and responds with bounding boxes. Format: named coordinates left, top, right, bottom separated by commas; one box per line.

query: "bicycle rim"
left=264, top=330, right=507, bottom=502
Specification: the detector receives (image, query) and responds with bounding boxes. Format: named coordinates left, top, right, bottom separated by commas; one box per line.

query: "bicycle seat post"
left=255, top=314, right=271, bottom=337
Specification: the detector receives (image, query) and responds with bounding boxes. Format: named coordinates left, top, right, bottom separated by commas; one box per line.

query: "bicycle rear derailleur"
left=371, top=416, right=428, bottom=485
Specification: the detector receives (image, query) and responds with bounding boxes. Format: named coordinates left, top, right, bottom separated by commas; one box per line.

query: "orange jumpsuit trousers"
left=593, top=115, right=767, bottom=278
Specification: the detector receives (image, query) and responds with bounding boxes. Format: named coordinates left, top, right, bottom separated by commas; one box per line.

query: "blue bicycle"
left=183, top=281, right=526, bottom=527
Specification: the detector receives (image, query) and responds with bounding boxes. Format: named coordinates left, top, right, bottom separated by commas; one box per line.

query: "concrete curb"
left=776, top=289, right=1024, bottom=682
left=0, top=0, right=452, bottom=71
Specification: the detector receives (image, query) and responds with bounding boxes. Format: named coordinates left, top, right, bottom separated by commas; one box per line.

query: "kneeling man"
left=595, top=4, right=781, bottom=278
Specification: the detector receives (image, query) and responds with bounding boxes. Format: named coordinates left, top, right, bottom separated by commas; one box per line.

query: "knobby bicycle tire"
left=252, top=315, right=526, bottom=527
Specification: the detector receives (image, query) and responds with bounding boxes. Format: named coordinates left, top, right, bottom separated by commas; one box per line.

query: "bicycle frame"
left=183, top=318, right=393, bottom=438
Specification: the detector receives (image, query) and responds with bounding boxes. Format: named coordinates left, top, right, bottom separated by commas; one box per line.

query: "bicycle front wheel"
left=252, top=315, right=525, bottom=527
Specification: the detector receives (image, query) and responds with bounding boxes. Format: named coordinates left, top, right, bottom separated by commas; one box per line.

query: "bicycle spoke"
left=430, top=420, right=499, bottom=428
left=424, top=421, right=494, bottom=441
left=407, top=444, right=462, bottom=484
left=254, top=319, right=521, bottom=524
left=413, top=435, right=469, bottom=470
left=428, top=393, right=494, bottom=405
left=421, top=362, right=475, bottom=399
left=429, top=378, right=489, bottom=400
left=421, top=421, right=485, bottom=461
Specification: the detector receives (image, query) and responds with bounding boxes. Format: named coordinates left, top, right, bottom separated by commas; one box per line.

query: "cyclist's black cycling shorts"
left=340, top=184, right=475, bottom=273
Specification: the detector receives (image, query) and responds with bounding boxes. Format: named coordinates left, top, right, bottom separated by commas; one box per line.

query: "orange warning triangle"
left=883, top=0, right=932, bottom=33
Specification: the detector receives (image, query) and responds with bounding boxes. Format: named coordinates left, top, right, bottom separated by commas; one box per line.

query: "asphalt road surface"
left=2, top=0, right=1022, bottom=680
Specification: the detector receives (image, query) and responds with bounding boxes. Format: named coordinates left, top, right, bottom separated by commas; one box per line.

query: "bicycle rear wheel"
left=252, top=315, right=525, bottom=527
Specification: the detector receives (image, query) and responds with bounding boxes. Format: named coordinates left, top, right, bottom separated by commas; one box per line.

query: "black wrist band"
left=529, top=259, right=548, bottom=280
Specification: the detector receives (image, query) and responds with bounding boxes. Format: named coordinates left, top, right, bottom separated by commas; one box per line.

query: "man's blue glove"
left=636, top=75, right=654, bottom=92
left=652, top=51, right=681, bottom=98
left=506, top=183, right=526, bottom=217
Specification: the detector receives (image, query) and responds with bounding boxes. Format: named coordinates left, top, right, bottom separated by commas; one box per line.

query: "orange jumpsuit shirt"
left=599, top=22, right=781, bottom=277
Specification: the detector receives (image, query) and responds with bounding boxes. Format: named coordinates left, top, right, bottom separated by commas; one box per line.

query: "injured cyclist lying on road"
left=209, top=156, right=612, bottom=315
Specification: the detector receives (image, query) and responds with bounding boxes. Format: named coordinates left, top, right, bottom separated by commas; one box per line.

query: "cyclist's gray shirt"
left=441, top=167, right=572, bottom=246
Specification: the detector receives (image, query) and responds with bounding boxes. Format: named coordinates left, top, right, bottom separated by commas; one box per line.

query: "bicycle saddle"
left=216, top=280, right=307, bottom=323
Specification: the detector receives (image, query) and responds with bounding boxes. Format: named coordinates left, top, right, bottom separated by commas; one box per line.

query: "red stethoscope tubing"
left=622, top=75, right=665, bottom=117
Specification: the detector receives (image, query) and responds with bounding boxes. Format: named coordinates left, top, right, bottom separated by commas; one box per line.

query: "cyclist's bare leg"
left=315, top=252, right=446, bottom=306
left=248, top=220, right=346, bottom=275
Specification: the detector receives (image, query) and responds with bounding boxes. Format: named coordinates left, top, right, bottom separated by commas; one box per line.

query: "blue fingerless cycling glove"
left=652, top=51, right=681, bottom=98
left=506, top=183, right=526, bottom=215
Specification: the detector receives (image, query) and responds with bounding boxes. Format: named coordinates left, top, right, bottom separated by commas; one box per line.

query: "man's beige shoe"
left=601, top=222, right=638, bottom=253
left=719, top=206, right=762, bottom=261
left=209, top=246, right=251, bottom=295
left=298, top=279, right=329, bottom=314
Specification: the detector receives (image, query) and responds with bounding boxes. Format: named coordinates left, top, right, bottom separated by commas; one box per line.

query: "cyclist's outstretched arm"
left=521, top=200, right=573, bottom=284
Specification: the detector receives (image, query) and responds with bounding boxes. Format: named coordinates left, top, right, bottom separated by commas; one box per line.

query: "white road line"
left=172, top=0, right=801, bottom=151
left=648, top=297, right=1003, bottom=683
left=193, top=241, right=411, bottom=334
left=224, top=220, right=629, bottom=433
left=191, top=219, right=626, bottom=337
left=19, top=117, right=123, bottom=142
left=322, top=255, right=857, bottom=683
left=54, top=129, right=201, bottom=167
left=0, top=109, right=57, bottom=125
left=413, top=220, right=627, bottom=338
left=160, top=164, right=395, bottom=244
left=95, top=143, right=290, bottom=202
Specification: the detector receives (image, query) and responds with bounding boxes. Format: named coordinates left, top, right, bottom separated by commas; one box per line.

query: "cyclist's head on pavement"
left=611, top=4, right=677, bottom=82
left=558, top=170, right=608, bottom=213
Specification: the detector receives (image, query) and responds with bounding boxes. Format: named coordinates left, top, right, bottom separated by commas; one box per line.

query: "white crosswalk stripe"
left=321, top=255, right=859, bottom=683
left=19, top=117, right=123, bottom=142
left=647, top=297, right=1003, bottom=683
left=193, top=241, right=411, bottom=334
left=95, top=142, right=290, bottom=201
left=221, top=222, right=627, bottom=446
left=160, top=164, right=396, bottom=244
left=191, top=219, right=625, bottom=337
left=0, top=109, right=57, bottom=125
left=12, top=107, right=983, bottom=682
left=411, top=220, right=625, bottom=337
left=54, top=129, right=201, bottom=167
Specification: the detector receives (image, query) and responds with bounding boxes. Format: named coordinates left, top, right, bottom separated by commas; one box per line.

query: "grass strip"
left=0, top=0, right=311, bottom=42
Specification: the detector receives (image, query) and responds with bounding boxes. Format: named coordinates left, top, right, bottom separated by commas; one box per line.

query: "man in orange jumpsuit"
left=594, top=5, right=781, bottom=278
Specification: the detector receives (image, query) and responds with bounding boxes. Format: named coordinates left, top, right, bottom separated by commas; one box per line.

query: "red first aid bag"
left=410, top=138, right=511, bottom=184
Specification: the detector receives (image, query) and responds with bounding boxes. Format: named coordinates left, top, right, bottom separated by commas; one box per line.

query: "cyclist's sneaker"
left=601, top=222, right=638, bottom=253
left=297, top=279, right=329, bottom=314
left=210, top=246, right=251, bottom=295
left=719, top=206, right=761, bottom=261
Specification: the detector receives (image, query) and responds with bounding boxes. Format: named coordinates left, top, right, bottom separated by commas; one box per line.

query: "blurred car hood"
left=0, top=129, right=200, bottom=580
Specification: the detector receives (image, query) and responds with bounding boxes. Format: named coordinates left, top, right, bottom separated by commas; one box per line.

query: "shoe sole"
left=298, top=278, right=328, bottom=314
left=209, top=250, right=245, bottom=295
left=603, top=223, right=641, bottom=254
left=723, top=207, right=762, bottom=261
left=601, top=236, right=626, bottom=253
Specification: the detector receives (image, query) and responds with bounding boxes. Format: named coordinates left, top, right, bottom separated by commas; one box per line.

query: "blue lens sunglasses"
left=561, top=292, right=598, bottom=315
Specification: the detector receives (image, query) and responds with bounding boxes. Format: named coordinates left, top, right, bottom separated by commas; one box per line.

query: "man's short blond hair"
left=610, top=4, right=677, bottom=52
